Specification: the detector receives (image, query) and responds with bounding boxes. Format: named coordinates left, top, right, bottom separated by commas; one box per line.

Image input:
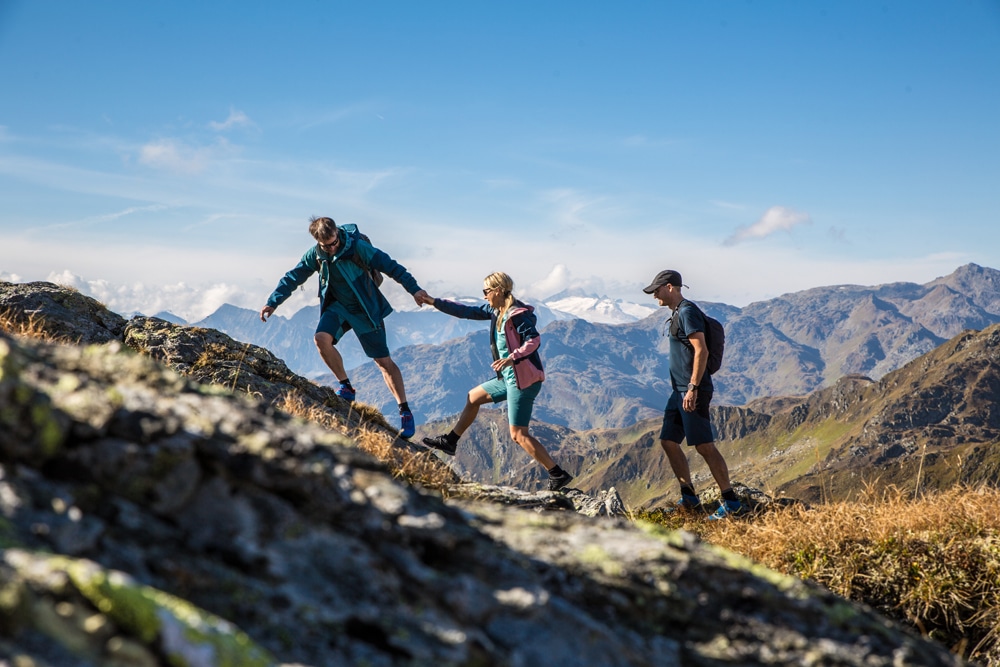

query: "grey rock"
left=0, top=330, right=969, bottom=666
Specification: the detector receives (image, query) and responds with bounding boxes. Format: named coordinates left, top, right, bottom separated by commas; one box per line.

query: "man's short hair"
left=309, top=216, right=337, bottom=240
left=643, top=269, right=683, bottom=294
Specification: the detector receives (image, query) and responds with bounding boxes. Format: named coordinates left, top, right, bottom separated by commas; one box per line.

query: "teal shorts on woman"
left=480, top=378, right=542, bottom=427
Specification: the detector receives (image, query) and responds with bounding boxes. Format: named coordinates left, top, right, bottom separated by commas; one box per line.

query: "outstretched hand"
left=414, top=290, right=435, bottom=307
left=259, top=305, right=275, bottom=322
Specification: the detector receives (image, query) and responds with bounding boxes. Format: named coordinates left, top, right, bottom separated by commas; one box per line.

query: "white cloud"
left=209, top=108, right=255, bottom=132
left=37, top=204, right=172, bottom=233
left=540, top=188, right=613, bottom=235
left=3, top=223, right=978, bottom=332
left=138, top=137, right=235, bottom=174
left=46, top=270, right=261, bottom=322
left=524, top=264, right=572, bottom=299
left=712, top=200, right=748, bottom=211
left=724, top=206, right=813, bottom=246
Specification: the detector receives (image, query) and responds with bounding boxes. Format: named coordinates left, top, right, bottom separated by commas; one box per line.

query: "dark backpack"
left=319, top=224, right=384, bottom=287
left=670, top=301, right=725, bottom=375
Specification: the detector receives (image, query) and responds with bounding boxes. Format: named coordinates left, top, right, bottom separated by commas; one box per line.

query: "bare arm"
left=684, top=332, right=708, bottom=412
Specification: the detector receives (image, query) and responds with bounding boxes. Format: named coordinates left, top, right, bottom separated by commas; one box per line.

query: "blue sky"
left=1, top=1, right=998, bottom=321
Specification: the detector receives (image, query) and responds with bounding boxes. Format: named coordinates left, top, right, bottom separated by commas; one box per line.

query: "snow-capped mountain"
left=542, top=289, right=657, bottom=324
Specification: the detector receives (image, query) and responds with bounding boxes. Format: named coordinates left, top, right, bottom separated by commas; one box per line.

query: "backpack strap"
left=669, top=299, right=686, bottom=336
left=669, top=299, right=700, bottom=348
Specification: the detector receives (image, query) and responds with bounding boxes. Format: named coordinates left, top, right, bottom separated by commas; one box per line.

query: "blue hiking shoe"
left=708, top=498, right=743, bottom=521
left=335, top=384, right=356, bottom=403
left=667, top=492, right=702, bottom=513
left=399, top=410, right=415, bottom=439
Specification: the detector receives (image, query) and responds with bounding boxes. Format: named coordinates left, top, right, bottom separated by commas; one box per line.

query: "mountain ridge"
left=355, top=263, right=1000, bottom=429
left=418, top=321, right=1000, bottom=509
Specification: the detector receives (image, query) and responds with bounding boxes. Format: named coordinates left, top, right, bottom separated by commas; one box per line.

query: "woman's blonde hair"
left=484, top=271, right=515, bottom=321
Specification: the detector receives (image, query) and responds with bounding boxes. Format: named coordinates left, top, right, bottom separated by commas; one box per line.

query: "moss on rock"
left=62, top=557, right=276, bottom=667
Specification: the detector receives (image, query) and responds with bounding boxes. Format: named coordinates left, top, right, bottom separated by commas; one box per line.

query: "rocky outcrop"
left=0, top=281, right=972, bottom=665
left=712, top=405, right=773, bottom=442
left=0, top=281, right=127, bottom=344
left=0, top=333, right=967, bottom=666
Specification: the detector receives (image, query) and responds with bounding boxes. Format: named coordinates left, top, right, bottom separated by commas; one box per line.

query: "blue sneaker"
left=667, top=492, right=702, bottom=513
left=399, top=410, right=415, bottom=439
left=708, top=498, right=743, bottom=521
left=335, top=384, right=355, bottom=403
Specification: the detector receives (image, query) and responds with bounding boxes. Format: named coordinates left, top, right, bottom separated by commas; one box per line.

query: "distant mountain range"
left=6, top=275, right=1000, bottom=513
left=189, top=299, right=574, bottom=377
left=414, top=319, right=1000, bottom=509
left=177, top=289, right=659, bottom=378
left=175, top=264, right=1000, bottom=435
left=356, top=264, right=1000, bottom=429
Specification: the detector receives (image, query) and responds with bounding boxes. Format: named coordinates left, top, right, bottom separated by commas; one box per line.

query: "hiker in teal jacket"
left=260, top=216, right=429, bottom=438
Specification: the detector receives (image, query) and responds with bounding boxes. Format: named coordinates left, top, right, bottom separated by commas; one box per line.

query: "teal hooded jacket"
left=265, top=224, right=422, bottom=333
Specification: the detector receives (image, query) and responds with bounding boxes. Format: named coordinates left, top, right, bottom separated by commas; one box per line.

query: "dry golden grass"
left=684, top=486, right=1000, bottom=665
left=277, top=392, right=458, bottom=491
left=0, top=307, right=75, bottom=343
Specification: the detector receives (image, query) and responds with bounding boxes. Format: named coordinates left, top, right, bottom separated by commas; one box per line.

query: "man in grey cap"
left=644, top=269, right=742, bottom=519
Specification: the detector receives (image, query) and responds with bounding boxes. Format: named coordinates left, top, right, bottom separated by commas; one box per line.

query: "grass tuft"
left=638, top=484, right=1000, bottom=665
left=0, top=307, right=77, bottom=343
left=276, top=392, right=457, bottom=491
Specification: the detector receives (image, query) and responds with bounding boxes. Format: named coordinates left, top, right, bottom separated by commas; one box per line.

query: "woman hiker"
left=417, top=272, right=573, bottom=491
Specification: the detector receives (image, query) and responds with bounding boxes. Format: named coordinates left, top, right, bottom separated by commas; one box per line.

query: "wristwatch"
left=687, top=383, right=698, bottom=391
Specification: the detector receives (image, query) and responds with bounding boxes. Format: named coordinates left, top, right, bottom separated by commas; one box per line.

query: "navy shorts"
left=659, top=389, right=715, bottom=446
left=316, top=308, right=390, bottom=359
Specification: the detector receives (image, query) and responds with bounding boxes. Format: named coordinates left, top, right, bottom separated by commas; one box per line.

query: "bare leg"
left=510, top=425, right=556, bottom=470
left=659, top=439, right=693, bottom=488
left=373, top=356, right=406, bottom=404
left=453, top=386, right=493, bottom=435
left=314, top=332, right=347, bottom=381
left=694, top=441, right=733, bottom=492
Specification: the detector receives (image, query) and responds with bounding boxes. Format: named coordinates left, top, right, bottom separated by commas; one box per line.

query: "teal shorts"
left=316, top=308, right=389, bottom=359
left=480, top=378, right=542, bottom=427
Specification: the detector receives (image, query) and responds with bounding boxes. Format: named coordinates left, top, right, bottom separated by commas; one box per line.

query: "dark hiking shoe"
left=399, top=411, right=415, bottom=439
left=335, top=384, right=356, bottom=403
left=547, top=469, right=574, bottom=492
left=666, top=493, right=702, bottom=514
left=421, top=434, right=456, bottom=456
left=708, top=498, right=743, bottom=521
